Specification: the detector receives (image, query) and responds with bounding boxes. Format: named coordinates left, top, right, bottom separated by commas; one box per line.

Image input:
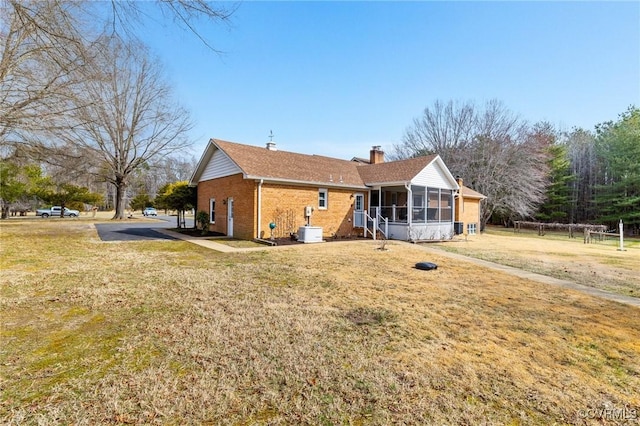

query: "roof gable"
left=411, top=156, right=459, bottom=189
left=199, top=147, right=241, bottom=181
left=358, top=154, right=458, bottom=189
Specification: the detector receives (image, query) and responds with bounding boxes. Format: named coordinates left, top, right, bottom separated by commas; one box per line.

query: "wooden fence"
left=513, top=221, right=607, bottom=238
left=583, top=230, right=621, bottom=244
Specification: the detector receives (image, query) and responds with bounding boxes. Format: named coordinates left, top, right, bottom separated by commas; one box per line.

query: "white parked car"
left=143, top=207, right=158, bottom=216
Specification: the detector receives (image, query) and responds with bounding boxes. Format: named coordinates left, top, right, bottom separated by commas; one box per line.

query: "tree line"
left=0, top=158, right=196, bottom=220
left=391, top=100, right=640, bottom=232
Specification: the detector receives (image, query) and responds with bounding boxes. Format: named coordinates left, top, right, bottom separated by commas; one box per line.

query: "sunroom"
left=354, top=154, right=460, bottom=241
left=366, top=185, right=455, bottom=241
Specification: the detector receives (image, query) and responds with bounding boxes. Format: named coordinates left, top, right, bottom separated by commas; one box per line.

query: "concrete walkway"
left=156, top=229, right=287, bottom=253
left=158, top=229, right=640, bottom=308
left=404, top=242, right=640, bottom=308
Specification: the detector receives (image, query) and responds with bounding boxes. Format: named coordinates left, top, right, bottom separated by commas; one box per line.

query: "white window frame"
left=209, top=198, right=216, bottom=224
left=354, top=193, right=364, bottom=211
left=318, top=188, right=328, bottom=210
left=467, top=222, right=477, bottom=235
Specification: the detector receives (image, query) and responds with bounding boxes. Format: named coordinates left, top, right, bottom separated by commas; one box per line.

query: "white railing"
left=374, top=208, right=388, bottom=239
left=378, top=205, right=408, bottom=223
left=356, top=209, right=388, bottom=241
left=363, top=210, right=375, bottom=240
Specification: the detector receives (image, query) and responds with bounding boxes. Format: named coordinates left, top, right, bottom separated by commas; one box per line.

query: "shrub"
left=196, top=210, right=209, bottom=235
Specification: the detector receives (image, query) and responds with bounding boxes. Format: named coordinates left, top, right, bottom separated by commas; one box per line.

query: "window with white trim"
left=318, top=188, right=328, bottom=210
left=467, top=223, right=477, bottom=235
left=209, top=198, right=216, bottom=223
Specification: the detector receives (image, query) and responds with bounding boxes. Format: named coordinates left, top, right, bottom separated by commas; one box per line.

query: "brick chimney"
left=369, top=146, right=384, bottom=164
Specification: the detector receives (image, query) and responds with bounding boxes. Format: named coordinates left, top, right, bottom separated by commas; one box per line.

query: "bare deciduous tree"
left=57, top=37, right=193, bottom=219
left=1, top=0, right=233, bottom=140
left=125, top=156, right=197, bottom=203
left=104, top=1, right=236, bottom=52
left=462, top=124, right=550, bottom=228
left=553, top=128, right=598, bottom=223
left=394, top=99, right=551, bottom=228
left=0, top=0, right=89, bottom=146
left=392, top=99, right=475, bottom=161
left=1, top=0, right=233, bottom=214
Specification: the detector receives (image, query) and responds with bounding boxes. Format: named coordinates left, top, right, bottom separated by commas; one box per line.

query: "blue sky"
left=142, top=1, right=639, bottom=161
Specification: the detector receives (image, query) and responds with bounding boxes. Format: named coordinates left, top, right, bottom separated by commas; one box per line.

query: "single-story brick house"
left=189, top=139, right=485, bottom=241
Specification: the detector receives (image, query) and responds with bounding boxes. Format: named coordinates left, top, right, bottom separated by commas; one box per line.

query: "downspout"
left=257, top=179, right=263, bottom=239
left=404, top=181, right=412, bottom=227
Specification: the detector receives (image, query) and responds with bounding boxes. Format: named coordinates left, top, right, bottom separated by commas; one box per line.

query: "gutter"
left=244, top=175, right=368, bottom=190
left=404, top=182, right=412, bottom=227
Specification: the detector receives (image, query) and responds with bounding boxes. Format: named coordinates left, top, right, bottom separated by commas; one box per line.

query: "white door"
left=227, top=198, right=234, bottom=237
left=354, top=193, right=364, bottom=227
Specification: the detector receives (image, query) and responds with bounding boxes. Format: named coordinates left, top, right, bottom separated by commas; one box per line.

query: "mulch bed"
left=171, top=228, right=225, bottom=238
left=263, top=236, right=370, bottom=246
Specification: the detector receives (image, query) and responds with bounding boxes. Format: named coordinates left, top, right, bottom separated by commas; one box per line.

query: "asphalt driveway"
left=95, top=215, right=193, bottom=242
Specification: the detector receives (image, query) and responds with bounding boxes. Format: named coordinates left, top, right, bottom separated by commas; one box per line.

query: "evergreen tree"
left=0, top=161, right=26, bottom=219
left=130, top=193, right=153, bottom=213
left=155, top=181, right=196, bottom=229
left=594, top=107, right=640, bottom=228
left=536, top=142, right=574, bottom=222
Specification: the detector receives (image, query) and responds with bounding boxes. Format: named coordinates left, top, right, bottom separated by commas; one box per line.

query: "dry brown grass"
left=212, top=238, right=267, bottom=249
left=433, top=227, right=640, bottom=298
left=1, top=220, right=639, bottom=425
